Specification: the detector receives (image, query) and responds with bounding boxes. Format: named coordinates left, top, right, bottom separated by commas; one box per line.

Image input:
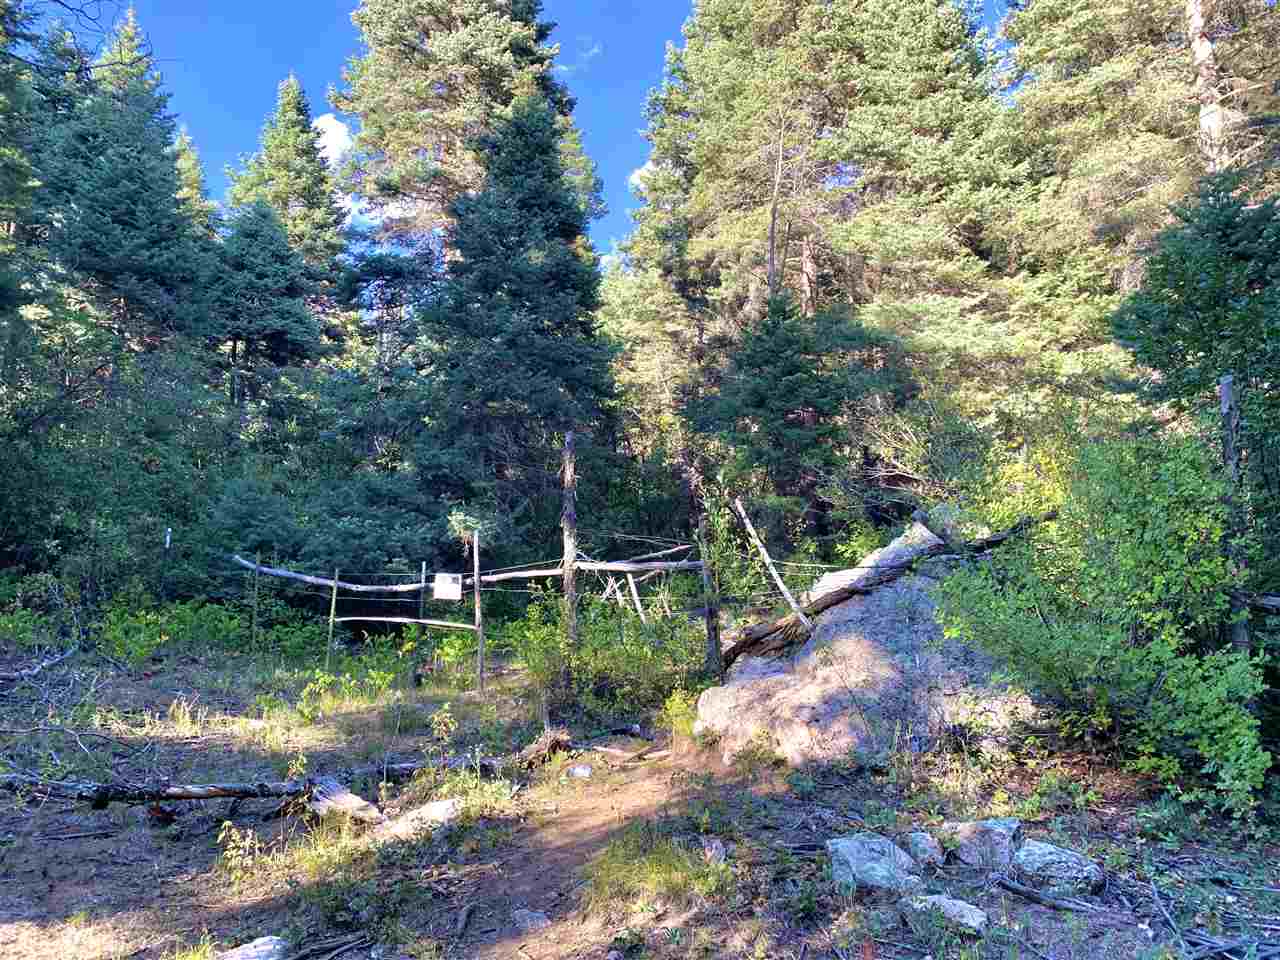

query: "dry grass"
left=3, top=628, right=1280, bottom=960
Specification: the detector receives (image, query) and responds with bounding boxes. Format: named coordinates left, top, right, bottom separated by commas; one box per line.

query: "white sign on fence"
left=433, top=573, right=463, bottom=601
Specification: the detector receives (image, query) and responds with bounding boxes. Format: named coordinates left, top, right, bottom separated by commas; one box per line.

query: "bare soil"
left=3, top=645, right=1280, bottom=960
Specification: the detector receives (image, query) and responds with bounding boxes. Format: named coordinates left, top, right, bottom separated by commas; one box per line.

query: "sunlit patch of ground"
left=3, top=640, right=1280, bottom=960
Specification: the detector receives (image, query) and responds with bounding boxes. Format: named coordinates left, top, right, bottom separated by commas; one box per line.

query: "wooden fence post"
left=698, top=517, right=722, bottom=678
left=473, top=531, right=485, bottom=693
left=733, top=498, right=812, bottom=630
left=626, top=573, right=647, bottom=623
left=251, top=551, right=261, bottom=649
left=561, top=431, right=578, bottom=704
left=419, top=561, right=427, bottom=622
left=326, top=567, right=339, bottom=672
left=1220, top=375, right=1250, bottom=654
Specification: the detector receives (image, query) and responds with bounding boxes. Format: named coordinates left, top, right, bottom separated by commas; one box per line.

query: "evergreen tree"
left=206, top=200, right=323, bottom=405
left=228, top=75, right=344, bottom=269
left=422, top=96, right=613, bottom=514
left=691, top=296, right=909, bottom=528
left=332, top=0, right=571, bottom=235
left=174, top=128, right=215, bottom=237
left=32, top=10, right=203, bottom=344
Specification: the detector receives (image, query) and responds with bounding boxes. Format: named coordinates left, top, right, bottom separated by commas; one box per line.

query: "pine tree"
left=174, top=128, right=215, bottom=237
left=332, top=0, right=571, bottom=235
left=32, top=9, right=204, bottom=344
left=206, top=200, right=322, bottom=405
left=422, top=96, right=613, bottom=512
left=228, top=75, right=344, bottom=269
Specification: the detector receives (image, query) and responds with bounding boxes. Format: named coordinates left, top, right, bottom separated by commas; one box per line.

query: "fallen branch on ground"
left=0, top=646, right=77, bottom=683
left=721, top=511, right=1058, bottom=668
left=0, top=752, right=504, bottom=810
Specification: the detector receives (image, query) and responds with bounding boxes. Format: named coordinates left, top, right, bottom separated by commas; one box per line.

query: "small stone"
left=512, top=908, right=552, bottom=932
left=941, top=818, right=1023, bottom=870
left=701, top=836, right=727, bottom=865
left=567, top=764, right=593, bottom=779
left=607, top=953, right=624, bottom=960
left=826, top=832, right=922, bottom=897
left=903, top=832, right=944, bottom=870
left=1012, top=839, right=1104, bottom=896
left=900, top=895, right=989, bottom=936
left=216, top=937, right=288, bottom=960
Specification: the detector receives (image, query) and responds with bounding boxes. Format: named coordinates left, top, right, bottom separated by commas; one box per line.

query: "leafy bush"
left=506, top=591, right=706, bottom=719
left=937, top=436, right=1269, bottom=815
left=99, top=601, right=169, bottom=666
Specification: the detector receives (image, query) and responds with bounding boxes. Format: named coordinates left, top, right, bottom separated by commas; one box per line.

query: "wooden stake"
left=732, top=498, right=811, bottom=630
left=419, top=561, right=427, bottom=622
left=473, top=530, right=485, bottom=693
left=560, top=432, right=578, bottom=722
left=698, top=517, right=722, bottom=678
left=251, top=551, right=261, bottom=648
left=1220, top=375, right=1250, bottom=654
left=626, top=573, right=647, bottom=624
left=326, top=567, right=339, bottom=673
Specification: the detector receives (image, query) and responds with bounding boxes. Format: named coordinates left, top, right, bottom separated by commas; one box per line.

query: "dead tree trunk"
left=722, top=510, right=1058, bottom=668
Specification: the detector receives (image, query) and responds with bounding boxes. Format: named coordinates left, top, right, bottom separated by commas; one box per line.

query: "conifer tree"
left=228, top=75, right=344, bottom=269
left=174, top=128, right=215, bottom=237
left=206, top=200, right=322, bottom=405
left=332, top=0, right=571, bottom=234
left=32, top=8, right=204, bottom=344
left=421, top=96, right=612, bottom=511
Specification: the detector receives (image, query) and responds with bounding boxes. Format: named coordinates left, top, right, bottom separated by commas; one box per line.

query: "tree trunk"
left=1188, top=0, right=1229, bottom=171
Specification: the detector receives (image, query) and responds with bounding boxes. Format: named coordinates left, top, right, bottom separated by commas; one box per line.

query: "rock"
left=700, top=836, right=727, bottom=865
left=216, top=937, right=288, bottom=960
left=826, top=832, right=922, bottom=897
left=942, top=818, right=1023, bottom=870
left=567, top=764, right=593, bottom=779
left=1012, top=839, right=1104, bottom=895
left=512, top=908, right=552, bottom=933
left=375, top=798, right=462, bottom=841
left=606, top=953, right=624, bottom=960
left=693, top=523, right=1036, bottom=766
left=904, top=832, right=944, bottom=870
left=900, top=895, right=989, bottom=937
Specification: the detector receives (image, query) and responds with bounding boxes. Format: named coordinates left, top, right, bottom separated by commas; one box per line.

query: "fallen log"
left=721, top=510, right=1058, bottom=669
left=0, top=753, right=504, bottom=810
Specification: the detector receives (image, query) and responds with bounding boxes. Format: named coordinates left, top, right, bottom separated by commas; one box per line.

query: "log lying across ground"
left=721, top=510, right=1058, bottom=669
left=0, top=753, right=504, bottom=811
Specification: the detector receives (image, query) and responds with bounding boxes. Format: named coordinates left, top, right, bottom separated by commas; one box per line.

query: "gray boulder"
left=942, top=818, right=1023, bottom=870
left=827, top=832, right=922, bottom=897
left=1012, top=839, right=1104, bottom=895
left=900, top=895, right=989, bottom=936
left=904, top=831, right=945, bottom=870
left=693, top=523, right=1035, bottom=766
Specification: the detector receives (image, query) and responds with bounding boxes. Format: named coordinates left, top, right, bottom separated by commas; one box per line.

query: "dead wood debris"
left=722, top=510, right=1058, bottom=668
left=516, top=727, right=572, bottom=768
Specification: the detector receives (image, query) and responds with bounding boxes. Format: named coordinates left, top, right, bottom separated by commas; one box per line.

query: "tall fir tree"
left=207, top=200, right=322, bottom=406
left=228, top=75, right=344, bottom=269
left=32, top=8, right=204, bottom=344
left=421, top=96, right=613, bottom=515
left=173, top=128, right=215, bottom=237
left=332, top=0, right=572, bottom=235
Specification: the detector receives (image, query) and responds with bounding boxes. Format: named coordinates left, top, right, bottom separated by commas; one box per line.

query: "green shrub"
left=99, top=601, right=169, bottom=666
left=505, top=591, right=706, bottom=719
left=937, top=436, right=1269, bottom=815
left=658, top=689, right=698, bottom=739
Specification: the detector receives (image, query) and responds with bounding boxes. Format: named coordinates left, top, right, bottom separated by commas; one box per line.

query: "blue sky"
left=125, top=0, right=692, bottom=253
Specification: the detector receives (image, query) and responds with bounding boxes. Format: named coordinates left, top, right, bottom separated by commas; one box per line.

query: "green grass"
left=582, top=819, right=733, bottom=914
